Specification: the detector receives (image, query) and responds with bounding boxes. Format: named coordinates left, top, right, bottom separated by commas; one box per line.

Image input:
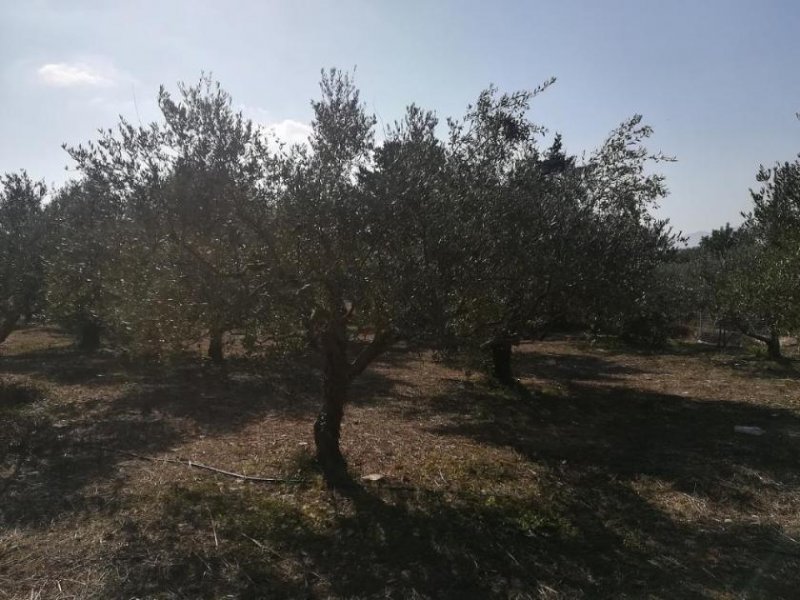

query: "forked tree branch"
left=349, top=329, right=396, bottom=380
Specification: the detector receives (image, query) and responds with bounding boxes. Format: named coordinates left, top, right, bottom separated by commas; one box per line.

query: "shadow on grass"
left=513, top=350, right=643, bottom=383
left=97, top=338, right=800, bottom=599
left=94, top=342, right=800, bottom=598
left=710, top=353, right=800, bottom=382
left=576, top=336, right=723, bottom=357
left=427, top=377, right=800, bottom=498
left=102, top=477, right=590, bottom=599
left=416, top=376, right=800, bottom=596
left=0, top=398, right=181, bottom=527
left=582, top=336, right=800, bottom=381
left=101, top=470, right=800, bottom=599
left=0, top=339, right=402, bottom=530
left=4, top=331, right=799, bottom=597
left=0, top=377, right=43, bottom=411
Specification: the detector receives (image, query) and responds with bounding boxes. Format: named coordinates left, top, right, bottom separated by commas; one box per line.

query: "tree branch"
left=349, top=329, right=396, bottom=380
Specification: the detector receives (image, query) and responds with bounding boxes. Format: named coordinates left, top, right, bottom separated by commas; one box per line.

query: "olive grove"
left=0, top=70, right=716, bottom=482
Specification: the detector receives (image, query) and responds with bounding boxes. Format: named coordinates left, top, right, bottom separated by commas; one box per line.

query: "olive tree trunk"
left=77, top=321, right=102, bottom=353
left=0, top=312, right=20, bottom=345
left=491, top=339, right=514, bottom=385
left=767, top=328, right=782, bottom=360
left=484, top=334, right=517, bottom=386
left=313, top=322, right=395, bottom=486
left=737, top=322, right=782, bottom=360
left=207, top=329, right=225, bottom=364
left=314, top=322, right=350, bottom=482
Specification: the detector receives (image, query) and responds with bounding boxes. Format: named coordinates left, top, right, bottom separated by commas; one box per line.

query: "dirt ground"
left=1, top=327, right=799, bottom=599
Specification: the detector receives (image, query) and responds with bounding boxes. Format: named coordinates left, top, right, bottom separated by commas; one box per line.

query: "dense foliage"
left=0, top=172, right=47, bottom=344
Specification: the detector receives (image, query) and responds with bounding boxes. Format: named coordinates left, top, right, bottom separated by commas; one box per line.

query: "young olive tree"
left=155, top=79, right=278, bottom=361
left=720, top=240, right=797, bottom=358
left=275, top=70, right=453, bottom=481
left=442, top=84, right=544, bottom=382
left=722, top=159, right=800, bottom=358
left=696, top=225, right=749, bottom=343
left=442, top=83, right=605, bottom=382
left=0, top=172, right=47, bottom=345
left=478, top=134, right=593, bottom=380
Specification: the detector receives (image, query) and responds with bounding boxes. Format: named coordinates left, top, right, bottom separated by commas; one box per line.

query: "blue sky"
left=1, top=0, right=798, bottom=233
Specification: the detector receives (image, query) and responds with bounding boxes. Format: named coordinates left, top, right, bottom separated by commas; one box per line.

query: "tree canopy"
left=0, top=171, right=47, bottom=344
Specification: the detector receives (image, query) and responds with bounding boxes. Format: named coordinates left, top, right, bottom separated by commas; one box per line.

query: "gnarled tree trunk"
left=314, top=320, right=350, bottom=484
left=737, top=321, right=783, bottom=360
left=740, top=324, right=782, bottom=360
left=312, top=319, right=395, bottom=486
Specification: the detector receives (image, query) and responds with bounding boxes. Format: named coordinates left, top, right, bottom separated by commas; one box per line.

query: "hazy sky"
left=1, top=0, right=798, bottom=233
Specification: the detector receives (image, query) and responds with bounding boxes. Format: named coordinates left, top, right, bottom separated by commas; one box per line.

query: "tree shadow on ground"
left=582, top=336, right=800, bottom=382
left=97, top=345, right=800, bottom=598
left=0, top=377, right=43, bottom=410
left=710, top=353, right=800, bottom=382
left=578, top=336, right=725, bottom=358
left=427, top=377, right=800, bottom=498
left=415, top=366, right=800, bottom=596
left=0, top=343, right=400, bottom=530
left=101, top=476, right=597, bottom=599
left=349, top=345, right=417, bottom=408
left=101, top=470, right=800, bottom=599
left=5, top=333, right=799, bottom=597
left=0, top=387, right=182, bottom=527
left=513, top=350, right=643, bottom=383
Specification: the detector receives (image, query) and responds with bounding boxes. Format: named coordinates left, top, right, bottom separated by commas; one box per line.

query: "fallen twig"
left=205, top=504, right=219, bottom=548
left=110, top=449, right=305, bottom=484
left=240, top=533, right=283, bottom=559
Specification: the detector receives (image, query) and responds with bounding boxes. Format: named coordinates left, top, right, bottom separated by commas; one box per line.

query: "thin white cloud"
left=240, top=106, right=313, bottom=151
left=269, top=119, right=313, bottom=147
left=37, top=61, right=119, bottom=87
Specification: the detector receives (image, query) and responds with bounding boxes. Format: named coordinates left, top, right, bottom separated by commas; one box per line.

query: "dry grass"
left=1, top=327, right=799, bottom=598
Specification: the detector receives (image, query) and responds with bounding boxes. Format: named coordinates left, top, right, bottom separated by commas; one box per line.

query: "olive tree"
left=45, top=178, right=121, bottom=351
left=0, top=172, right=47, bottom=345
left=441, top=93, right=674, bottom=378
left=723, top=240, right=797, bottom=358
left=273, top=70, right=414, bottom=480
left=695, top=225, right=747, bottom=343
left=441, top=82, right=583, bottom=383
left=358, top=104, right=459, bottom=350
left=65, top=77, right=276, bottom=360
left=579, top=116, right=677, bottom=343
left=724, top=158, right=800, bottom=358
